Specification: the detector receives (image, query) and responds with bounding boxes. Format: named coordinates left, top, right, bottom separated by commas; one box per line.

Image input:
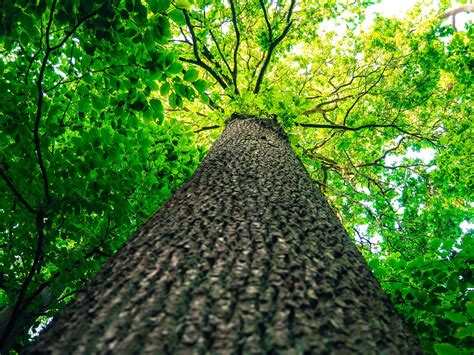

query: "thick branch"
left=178, top=57, right=228, bottom=91
left=439, top=5, right=474, bottom=19
left=259, top=0, right=273, bottom=41
left=0, top=212, right=46, bottom=352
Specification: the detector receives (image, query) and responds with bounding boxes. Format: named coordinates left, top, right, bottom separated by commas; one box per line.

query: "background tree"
left=0, top=0, right=472, bottom=353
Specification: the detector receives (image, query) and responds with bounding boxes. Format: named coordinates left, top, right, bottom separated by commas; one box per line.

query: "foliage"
left=0, top=0, right=202, bottom=351
left=0, top=0, right=472, bottom=353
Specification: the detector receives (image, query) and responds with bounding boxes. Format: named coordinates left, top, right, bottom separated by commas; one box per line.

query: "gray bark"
left=25, top=114, right=421, bottom=354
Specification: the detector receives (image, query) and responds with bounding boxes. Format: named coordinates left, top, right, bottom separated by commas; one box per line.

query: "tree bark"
left=26, top=114, right=421, bottom=354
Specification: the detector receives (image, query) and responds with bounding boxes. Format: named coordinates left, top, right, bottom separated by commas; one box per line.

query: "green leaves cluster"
left=0, top=0, right=204, bottom=351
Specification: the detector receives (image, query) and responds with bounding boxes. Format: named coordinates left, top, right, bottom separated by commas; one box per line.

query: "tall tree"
left=26, top=114, right=421, bottom=353
left=1, top=0, right=472, bottom=353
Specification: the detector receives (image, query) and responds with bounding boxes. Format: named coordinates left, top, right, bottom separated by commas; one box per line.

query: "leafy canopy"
left=0, top=0, right=472, bottom=353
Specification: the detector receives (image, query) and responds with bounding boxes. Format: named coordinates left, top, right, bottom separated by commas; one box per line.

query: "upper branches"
left=175, top=0, right=297, bottom=97
left=181, top=10, right=230, bottom=92
left=254, top=0, right=296, bottom=94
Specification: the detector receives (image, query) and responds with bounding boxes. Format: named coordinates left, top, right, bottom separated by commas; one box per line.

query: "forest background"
left=0, top=0, right=472, bottom=353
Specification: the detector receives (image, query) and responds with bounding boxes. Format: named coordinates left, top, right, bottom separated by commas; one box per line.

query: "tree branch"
left=0, top=212, right=46, bottom=352
left=259, top=0, right=273, bottom=41
left=0, top=165, right=37, bottom=215
left=182, top=10, right=229, bottom=92
left=303, top=95, right=354, bottom=116
left=49, top=8, right=101, bottom=51
left=178, top=57, right=228, bottom=91
left=229, top=0, right=241, bottom=95
left=209, top=29, right=233, bottom=83
left=439, top=5, right=474, bottom=19
left=354, top=138, right=405, bottom=168
left=254, top=0, right=296, bottom=94
left=33, top=0, right=59, bottom=205
left=294, top=122, right=425, bottom=140
left=193, top=125, right=221, bottom=133
left=342, top=64, right=387, bottom=125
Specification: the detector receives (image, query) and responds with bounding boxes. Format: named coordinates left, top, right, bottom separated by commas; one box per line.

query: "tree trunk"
left=26, top=114, right=421, bottom=354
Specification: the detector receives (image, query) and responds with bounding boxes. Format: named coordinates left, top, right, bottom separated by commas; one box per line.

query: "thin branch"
left=209, top=29, right=233, bottom=81
left=294, top=121, right=425, bottom=140
left=49, top=8, right=101, bottom=51
left=59, top=81, right=80, bottom=127
left=355, top=138, right=405, bottom=168
left=182, top=10, right=229, bottom=92
left=46, top=64, right=138, bottom=93
left=229, top=0, right=241, bottom=95
left=198, top=38, right=234, bottom=85
left=24, top=48, right=42, bottom=85
left=0, top=165, right=37, bottom=215
left=303, top=95, right=354, bottom=116
left=33, top=0, right=58, bottom=204
left=178, top=57, right=228, bottom=92
left=342, top=64, right=387, bottom=125
left=178, top=27, right=193, bottom=45
left=193, top=125, right=221, bottom=133
left=22, top=214, right=114, bottom=311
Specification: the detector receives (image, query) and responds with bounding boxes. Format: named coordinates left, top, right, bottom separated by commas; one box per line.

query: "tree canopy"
left=0, top=0, right=472, bottom=353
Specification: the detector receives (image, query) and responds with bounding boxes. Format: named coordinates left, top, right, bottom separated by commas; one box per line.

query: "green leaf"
left=167, top=62, right=182, bottom=75
left=434, top=343, right=460, bottom=355
left=455, top=323, right=474, bottom=339
left=183, top=68, right=199, bottom=82
left=160, top=82, right=171, bottom=96
left=446, top=311, right=468, bottom=324
left=91, top=95, right=106, bottom=112
left=467, top=301, right=474, bottom=318
left=144, top=30, right=154, bottom=50
left=78, top=96, right=90, bottom=112
left=168, top=9, right=185, bottom=25
left=153, top=15, right=171, bottom=43
left=200, top=92, right=209, bottom=104
left=147, top=0, right=170, bottom=13
left=169, top=92, right=177, bottom=109
left=77, top=85, right=89, bottom=96
left=150, top=99, right=163, bottom=114
left=193, top=79, right=208, bottom=93
left=175, top=0, right=192, bottom=10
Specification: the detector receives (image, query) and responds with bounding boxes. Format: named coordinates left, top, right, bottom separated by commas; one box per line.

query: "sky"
left=366, top=0, right=473, bottom=28
left=318, top=0, right=473, bottom=37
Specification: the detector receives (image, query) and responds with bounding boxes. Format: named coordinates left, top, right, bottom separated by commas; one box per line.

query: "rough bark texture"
left=26, top=114, right=421, bottom=354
